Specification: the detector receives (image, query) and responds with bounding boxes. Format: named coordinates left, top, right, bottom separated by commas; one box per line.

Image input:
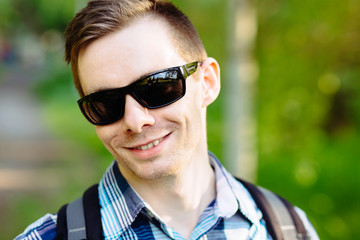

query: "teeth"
left=136, top=137, right=163, bottom=150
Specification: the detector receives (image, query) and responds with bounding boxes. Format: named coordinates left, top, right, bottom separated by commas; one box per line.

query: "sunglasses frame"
left=78, top=61, right=199, bottom=126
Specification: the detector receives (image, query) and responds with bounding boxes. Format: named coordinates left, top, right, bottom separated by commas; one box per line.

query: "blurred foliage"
left=1, top=0, right=76, bottom=33
left=1, top=0, right=359, bottom=239
left=255, top=0, right=360, bottom=238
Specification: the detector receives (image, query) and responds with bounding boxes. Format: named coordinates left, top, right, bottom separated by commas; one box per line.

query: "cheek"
left=95, top=126, right=116, bottom=149
left=184, top=81, right=204, bottom=119
left=176, top=85, right=204, bottom=133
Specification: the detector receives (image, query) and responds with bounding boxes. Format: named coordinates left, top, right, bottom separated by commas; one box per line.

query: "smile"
left=134, top=137, right=164, bottom=150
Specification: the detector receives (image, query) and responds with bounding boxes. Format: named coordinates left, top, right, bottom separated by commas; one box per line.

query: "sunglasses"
left=78, top=61, right=199, bottom=126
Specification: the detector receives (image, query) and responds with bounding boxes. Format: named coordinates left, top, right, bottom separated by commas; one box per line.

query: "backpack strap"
left=259, top=187, right=307, bottom=239
left=56, top=184, right=102, bottom=240
left=277, top=195, right=309, bottom=240
left=237, top=178, right=309, bottom=240
left=55, top=203, right=68, bottom=240
left=66, top=198, right=87, bottom=240
left=83, top=184, right=103, bottom=240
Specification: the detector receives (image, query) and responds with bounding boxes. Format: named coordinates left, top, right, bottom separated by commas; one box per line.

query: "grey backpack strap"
left=237, top=177, right=309, bottom=240
left=66, top=197, right=86, bottom=240
left=258, top=187, right=299, bottom=239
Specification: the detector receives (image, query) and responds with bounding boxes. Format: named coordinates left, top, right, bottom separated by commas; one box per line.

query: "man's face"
left=78, top=16, right=209, bottom=182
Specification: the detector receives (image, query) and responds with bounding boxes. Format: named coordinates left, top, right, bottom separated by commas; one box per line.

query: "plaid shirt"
left=15, top=152, right=318, bottom=240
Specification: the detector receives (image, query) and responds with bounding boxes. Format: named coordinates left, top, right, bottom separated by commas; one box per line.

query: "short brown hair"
left=65, top=0, right=207, bottom=97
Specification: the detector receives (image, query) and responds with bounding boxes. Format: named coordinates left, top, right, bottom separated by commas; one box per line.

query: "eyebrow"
left=87, top=86, right=114, bottom=95
left=86, top=65, right=175, bottom=95
left=85, top=73, right=151, bottom=95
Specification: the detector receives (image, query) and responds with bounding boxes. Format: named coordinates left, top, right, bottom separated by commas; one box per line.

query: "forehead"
left=78, top=16, right=185, bottom=95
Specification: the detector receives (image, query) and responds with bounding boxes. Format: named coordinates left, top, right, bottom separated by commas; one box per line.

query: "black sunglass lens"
left=80, top=92, right=125, bottom=125
left=133, top=70, right=184, bottom=107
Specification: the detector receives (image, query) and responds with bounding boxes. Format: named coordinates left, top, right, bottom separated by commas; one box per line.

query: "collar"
left=98, top=152, right=263, bottom=238
left=208, top=152, right=263, bottom=224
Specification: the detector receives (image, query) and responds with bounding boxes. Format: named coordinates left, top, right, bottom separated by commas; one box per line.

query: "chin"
left=134, top=165, right=179, bottom=181
left=128, top=159, right=183, bottom=181
left=116, top=150, right=184, bottom=181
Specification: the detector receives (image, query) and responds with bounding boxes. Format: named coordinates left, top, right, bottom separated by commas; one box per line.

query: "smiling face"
left=78, top=16, right=218, bottom=182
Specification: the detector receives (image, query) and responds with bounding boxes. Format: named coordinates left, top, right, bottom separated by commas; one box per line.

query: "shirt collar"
left=208, top=151, right=263, bottom=225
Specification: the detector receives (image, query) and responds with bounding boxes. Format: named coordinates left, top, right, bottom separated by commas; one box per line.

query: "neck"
left=127, top=150, right=216, bottom=239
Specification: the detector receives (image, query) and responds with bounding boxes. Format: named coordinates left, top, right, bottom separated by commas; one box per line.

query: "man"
left=16, top=0, right=318, bottom=239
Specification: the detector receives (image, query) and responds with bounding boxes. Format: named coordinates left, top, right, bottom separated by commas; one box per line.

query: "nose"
left=121, top=95, right=155, bottom=133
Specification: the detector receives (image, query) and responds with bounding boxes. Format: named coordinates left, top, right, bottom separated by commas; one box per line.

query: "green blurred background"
left=1, top=0, right=359, bottom=239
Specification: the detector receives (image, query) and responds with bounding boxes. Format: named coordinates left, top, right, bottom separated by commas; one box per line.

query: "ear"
left=200, top=57, right=221, bottom=108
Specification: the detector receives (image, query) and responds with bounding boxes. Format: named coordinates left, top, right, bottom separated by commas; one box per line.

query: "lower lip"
left=129, top=134, right=169, bottom=159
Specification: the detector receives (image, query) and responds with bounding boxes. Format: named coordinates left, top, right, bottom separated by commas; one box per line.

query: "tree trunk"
left=224, top=0, right=258, bottom=181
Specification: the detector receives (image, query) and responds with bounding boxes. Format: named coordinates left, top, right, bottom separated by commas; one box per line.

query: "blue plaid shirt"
left=15, top=152, right=318, bottom=240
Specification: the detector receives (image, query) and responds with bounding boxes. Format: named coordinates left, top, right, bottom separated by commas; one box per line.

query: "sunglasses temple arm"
left=182, top=62, right=198, bottom=79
